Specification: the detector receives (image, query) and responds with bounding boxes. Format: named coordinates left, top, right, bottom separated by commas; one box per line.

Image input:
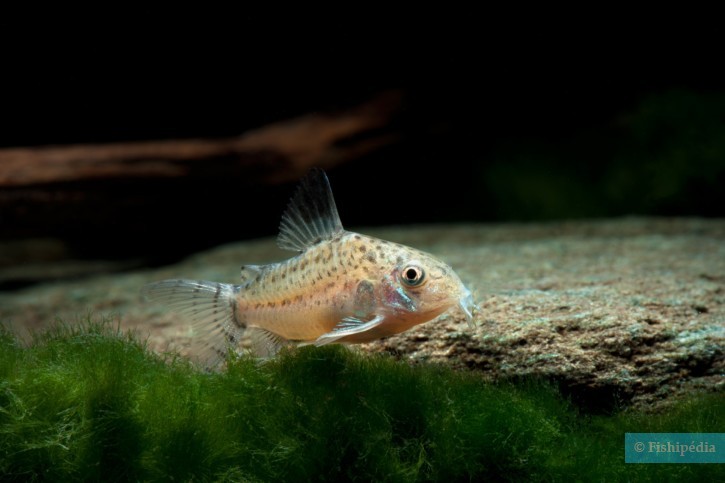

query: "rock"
left=1, top=217, right=722, bottom=411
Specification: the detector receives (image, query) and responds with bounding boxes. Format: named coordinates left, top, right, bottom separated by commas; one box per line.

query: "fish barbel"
left=142, top=169, right=477, bottom=364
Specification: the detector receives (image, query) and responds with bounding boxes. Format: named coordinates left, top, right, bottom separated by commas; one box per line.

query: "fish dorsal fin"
left=277, top=168, right=344, bottom=253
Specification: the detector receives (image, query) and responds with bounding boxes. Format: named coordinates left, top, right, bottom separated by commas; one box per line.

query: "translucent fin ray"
left=314, top=315, right=385, bottom=346
left=141, top=279, right=243, bottom=367
left=277, top=168, right=344, bottom=253
left=239, top=264, right=264, bottom=285
left=247, top=327, right=291, bottom=357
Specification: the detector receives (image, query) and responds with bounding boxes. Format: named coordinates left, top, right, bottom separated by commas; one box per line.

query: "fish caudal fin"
left=141, top=279, right=244, bottom=367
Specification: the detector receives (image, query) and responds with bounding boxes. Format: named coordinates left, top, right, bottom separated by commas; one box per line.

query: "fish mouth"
left=458, top=287, right=478, bottom=329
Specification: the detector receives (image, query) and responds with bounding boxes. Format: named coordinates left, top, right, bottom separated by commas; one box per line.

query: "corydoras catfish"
left=142, top=169, right=476, bottom=365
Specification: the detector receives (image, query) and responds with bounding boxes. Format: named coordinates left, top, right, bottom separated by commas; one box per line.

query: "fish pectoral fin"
left=247, top=327, right=291, bottom=358
left=314, top=315, right=385, bottom=346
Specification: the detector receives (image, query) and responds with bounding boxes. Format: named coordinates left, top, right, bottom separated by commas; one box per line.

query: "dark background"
left=2, top=22, right=724, bottom=283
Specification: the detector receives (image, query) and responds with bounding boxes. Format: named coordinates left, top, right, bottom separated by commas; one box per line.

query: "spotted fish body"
left=143, top=169, right=476, bottom=365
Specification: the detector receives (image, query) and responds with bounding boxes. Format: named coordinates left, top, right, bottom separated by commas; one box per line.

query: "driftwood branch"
left=0, top=91, right=401, bottom=187
left=0, top=92, right=401, bottom=259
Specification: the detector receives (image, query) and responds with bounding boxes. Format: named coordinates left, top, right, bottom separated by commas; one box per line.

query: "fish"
left=142, top=168, right=477, bottom=365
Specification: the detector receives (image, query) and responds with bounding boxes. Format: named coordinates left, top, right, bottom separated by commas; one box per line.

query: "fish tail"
left=141, top=279, right=242, bottom=366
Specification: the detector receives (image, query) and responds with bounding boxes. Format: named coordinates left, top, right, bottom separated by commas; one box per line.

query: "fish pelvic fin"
left=277, top=168, right=344, bottom=253
left=246, top=327, right=292, bottom=357
left=141, top=279, right=245, bottom=368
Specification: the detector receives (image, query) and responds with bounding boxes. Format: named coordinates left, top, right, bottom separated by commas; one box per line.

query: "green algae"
left=0, top=318, right=721, bottom=481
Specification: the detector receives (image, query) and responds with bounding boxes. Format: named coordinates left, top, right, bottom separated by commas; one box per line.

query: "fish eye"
left=400, top=265, right=425, bottom=287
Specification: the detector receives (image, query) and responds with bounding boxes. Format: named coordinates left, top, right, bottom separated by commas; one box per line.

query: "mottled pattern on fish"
left=143, top=169, right=476, bottom=366
left=238, top=233, right=457, bottom=340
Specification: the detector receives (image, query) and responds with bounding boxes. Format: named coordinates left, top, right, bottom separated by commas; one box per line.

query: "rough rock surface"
left=2, top=218, right=723, bottom=411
